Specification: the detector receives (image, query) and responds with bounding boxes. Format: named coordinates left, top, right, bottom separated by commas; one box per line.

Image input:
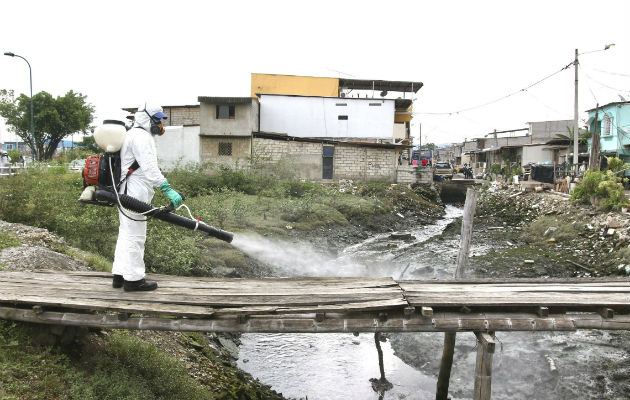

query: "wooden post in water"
left=455, top=188, right=479, bottom=278
left=436, top=187, right=478, bottom=400
left=473, top=332, right=496, bottom=400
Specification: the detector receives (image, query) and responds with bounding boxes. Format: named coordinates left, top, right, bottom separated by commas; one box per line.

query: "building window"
left=335, top=103, right=347, bottom=106
left=218, top=142, right=233, bottom=156
left=338, top=115, right=348, bottom=120
left=602, top=115, right=612, bottom=136
left=216, top=105, right=235, bottom=119
left=369, top=103, right=382, bottom=106
left=4, top=143, right=14, bottom=150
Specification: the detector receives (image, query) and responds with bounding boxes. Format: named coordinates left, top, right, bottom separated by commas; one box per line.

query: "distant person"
left=111, top=103, right=183, bottom=292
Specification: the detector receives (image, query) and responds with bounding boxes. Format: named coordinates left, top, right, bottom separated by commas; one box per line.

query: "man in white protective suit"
left=111, top=103, right=183, bottom=291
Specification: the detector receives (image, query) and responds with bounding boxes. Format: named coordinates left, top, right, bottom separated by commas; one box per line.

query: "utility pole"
left=589, top=104, right=600, bottom=171
left=573, top=49, right=579, bottom=174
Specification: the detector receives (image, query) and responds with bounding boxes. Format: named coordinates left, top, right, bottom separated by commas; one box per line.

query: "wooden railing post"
left=436, top=188, right=478, bottom=400
left=473, top=332, right=496, bottom=400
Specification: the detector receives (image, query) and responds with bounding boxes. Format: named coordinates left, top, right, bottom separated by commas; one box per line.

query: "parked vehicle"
left=434, top=162, right=454, bottom=180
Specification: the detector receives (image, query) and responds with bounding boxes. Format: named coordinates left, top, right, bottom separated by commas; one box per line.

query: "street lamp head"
left=3, top=52, right=15, bottom=57
left=604, top=43, right=615, bottom=50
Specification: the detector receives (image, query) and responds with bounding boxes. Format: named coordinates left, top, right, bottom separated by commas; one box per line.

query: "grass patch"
left=50, top=243, right=113, bottom=272
left=524, top=215, right=582, bottom=244
left=0, top=322, right=214, bottom=400
left=0, top=231, right=21, bottom=251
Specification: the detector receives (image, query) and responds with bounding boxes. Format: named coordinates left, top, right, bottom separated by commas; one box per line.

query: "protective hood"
left=133, top=103, right=167, bottom=132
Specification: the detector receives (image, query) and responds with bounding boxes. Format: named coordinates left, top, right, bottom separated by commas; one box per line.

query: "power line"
left=590, top=68, right=630, bottom=78
left=417, top=62, right=573, bottom=115
left=583, top=72, right=630, bottom=93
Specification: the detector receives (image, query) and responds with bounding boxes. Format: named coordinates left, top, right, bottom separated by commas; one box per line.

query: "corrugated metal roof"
left=339, top=78, right=423, bottom=93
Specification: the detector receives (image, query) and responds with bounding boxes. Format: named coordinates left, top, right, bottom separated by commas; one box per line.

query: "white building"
left=259, top=94, right=396, bottom=141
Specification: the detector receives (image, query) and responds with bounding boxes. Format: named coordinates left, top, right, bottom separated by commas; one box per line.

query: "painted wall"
left=260, top=95, right=395, bottom=139
left=522, top=145, right=554, bottom=164
left=588, top=103, right=630, bottom=157
left=251, top=73, right=338, bottom=98
left=155, top=125, right=200, bottom=170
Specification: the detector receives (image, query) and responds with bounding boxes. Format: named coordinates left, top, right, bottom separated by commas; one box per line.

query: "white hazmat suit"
left=111, top=105, right=167, bottom=282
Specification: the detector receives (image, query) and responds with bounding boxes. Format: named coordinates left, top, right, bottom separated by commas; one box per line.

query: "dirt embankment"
left=0, top=219, right=284, bottom=400
left=471, top=183, right=630, bottom=278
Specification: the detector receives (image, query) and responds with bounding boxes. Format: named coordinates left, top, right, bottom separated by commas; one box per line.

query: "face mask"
left=145, top=110, right=165, bottom=136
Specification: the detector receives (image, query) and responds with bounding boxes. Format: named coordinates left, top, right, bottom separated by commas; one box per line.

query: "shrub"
left=572, top=169, right=629, bottom=210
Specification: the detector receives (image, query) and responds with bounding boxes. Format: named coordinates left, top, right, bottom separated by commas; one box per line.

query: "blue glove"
left=159, top=179, right=183, bottom=208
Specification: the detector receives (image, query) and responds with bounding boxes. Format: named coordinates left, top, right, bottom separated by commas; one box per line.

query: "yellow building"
left=251, top=73, right=422, bottom=145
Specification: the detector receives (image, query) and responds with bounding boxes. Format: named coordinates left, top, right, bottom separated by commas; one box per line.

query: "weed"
left=0, top=231, right=21, bottom=251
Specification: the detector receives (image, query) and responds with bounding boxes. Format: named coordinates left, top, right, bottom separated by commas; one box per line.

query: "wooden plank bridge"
left=1, top=271, right=628, bottom=332
left=1, top=271, right=628, bottom=400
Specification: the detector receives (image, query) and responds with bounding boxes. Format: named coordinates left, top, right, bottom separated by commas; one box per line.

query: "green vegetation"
left=0, top=231, right=21, bottom=251
left=525, top=215, right=582, bottom=244
left=0, top=321, right=212, bottom=399
left=571, top=157, right=630, bottom=210
left=0, top=163, right=436, bottom=277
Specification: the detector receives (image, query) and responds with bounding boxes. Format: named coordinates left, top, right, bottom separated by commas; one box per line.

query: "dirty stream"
left=231, top=205, right=629, bottom=399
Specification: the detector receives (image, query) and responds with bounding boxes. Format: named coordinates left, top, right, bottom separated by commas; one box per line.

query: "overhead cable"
left=417, top=62, right=574, bottom=116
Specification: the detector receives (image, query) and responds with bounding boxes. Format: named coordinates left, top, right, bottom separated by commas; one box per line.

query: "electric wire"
left=417, top=62, right=573, bottom=115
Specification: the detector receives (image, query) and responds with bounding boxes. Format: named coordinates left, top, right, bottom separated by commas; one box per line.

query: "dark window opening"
left=323, top=146, right=334, bottom=179
left=369, top=103, right=382, bottom=106
left=338, top=115, right=348, bottom=120
left=218, top=142, right=233, bottom=156
left=335, top=103, right=347, bottom=106
left=216, top=105, right=236, bottom=119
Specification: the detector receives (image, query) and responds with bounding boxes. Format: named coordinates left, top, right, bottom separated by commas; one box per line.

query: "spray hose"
left=95, top=189, right=234, bottom=243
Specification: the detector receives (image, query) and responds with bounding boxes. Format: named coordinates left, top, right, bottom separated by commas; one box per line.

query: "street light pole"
left=4, top=52, right=35, bottom=159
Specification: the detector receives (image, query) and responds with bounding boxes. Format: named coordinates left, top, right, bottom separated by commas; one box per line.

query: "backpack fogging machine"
left=77, top=120, right=233, bottom=243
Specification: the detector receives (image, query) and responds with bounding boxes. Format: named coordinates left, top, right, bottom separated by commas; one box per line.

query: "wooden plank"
left=2, top=306, right=627, bottom=333
left=0, top=295, right=215, bottom=317
left=404, top=293, right=630, bottom=307
left=0, top=286, right=404, bottom=307
left=0, top=279, right=403, bottom=296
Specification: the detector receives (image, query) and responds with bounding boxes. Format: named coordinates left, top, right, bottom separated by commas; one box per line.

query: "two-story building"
left=586, top=101, right=630, bottom=172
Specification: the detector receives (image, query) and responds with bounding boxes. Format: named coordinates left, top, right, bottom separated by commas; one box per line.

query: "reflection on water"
left=237, top=333, right=434, bottom=400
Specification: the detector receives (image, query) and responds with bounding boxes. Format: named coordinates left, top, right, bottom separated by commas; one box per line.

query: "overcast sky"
left=1, top=0, right=629, bottom=145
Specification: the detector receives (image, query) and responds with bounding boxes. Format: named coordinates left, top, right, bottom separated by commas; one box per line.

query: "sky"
left=1, top=0, right=629, bottom=146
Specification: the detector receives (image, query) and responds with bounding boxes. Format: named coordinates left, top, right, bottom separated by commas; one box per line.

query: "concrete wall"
left=252, top=137, right=398, bottom=182
left=199, top=99, right=259, bottom=136
left=200, top=136, right=251, bottom=166
left=522, top=145, right=552, bottom=164
left=396, top=166, right=433, bottom=184
left=155, top=125, right=200, bottom=170
left=260, top=95, right=395, bottom=139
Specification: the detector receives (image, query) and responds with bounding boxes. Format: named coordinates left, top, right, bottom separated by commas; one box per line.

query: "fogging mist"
left=231, top=235, right=372, bottom=277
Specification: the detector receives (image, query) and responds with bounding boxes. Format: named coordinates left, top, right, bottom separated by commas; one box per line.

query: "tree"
left=76, top=134, right=101, bottom=153
left=0, top=89, right=94, bottom=160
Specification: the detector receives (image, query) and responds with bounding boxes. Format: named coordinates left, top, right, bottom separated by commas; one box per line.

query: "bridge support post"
left=436, top=188, right=478, bottom=400
left=473, top=332, right=496, bottom=400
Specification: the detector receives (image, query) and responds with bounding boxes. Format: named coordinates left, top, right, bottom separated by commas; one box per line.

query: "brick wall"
left=252, top=137, right=399, bottom=182
left=200, top=137, right=250, bottom=166
left=164, top=106, right=200, bottom=126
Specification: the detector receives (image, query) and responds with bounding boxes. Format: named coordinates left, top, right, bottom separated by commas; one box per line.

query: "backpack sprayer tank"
left=78, top=120, right=234, bottom=244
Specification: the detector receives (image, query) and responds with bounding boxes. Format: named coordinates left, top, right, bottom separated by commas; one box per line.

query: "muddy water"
left=234, top=206, right=464, bottom=399
left=234, top=205, right=629, bottom=399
